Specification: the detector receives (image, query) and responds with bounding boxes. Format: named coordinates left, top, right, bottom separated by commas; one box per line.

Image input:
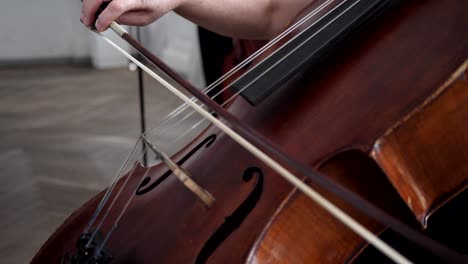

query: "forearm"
left=176, top=0, right=312, bottom=39
left=82, top=0, right=312, bottom=39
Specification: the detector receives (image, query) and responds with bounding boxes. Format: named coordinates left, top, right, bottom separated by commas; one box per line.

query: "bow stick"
left=86, top=5, right=464, bottom=262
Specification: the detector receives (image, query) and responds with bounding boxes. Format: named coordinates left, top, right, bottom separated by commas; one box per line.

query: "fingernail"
left=96, top=20, right=103, bottom=32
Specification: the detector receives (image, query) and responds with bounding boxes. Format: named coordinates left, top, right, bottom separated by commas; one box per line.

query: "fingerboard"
left=231, top=0, right=397, bottom=105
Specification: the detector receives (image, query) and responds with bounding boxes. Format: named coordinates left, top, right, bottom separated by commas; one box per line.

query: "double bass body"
left=33, top=0, right=467, bottom=263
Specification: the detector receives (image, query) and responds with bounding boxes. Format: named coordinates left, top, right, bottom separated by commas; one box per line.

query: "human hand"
left=81, top=0, right=184, bottom=32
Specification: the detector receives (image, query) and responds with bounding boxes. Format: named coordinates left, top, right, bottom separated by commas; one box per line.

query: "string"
left=146, top=0, right=353, bottom=143
left=86, top=146, right=147, bottom=248
left=86, top=0, right=348, bottom=244
left=142, top=0, right=339, bottom=135
left=85, top=1, right=462, bottom=262
left=83, top=0, right=338, bottom=238
left=94, top=166, right=152, bottom=258
left=81, top=1, right=464, bottom=263
left=98, top=32, right=412, bottom=264
left=86, top=1, right=412, bottom=262
left=83, top=138, right=141, bottom=234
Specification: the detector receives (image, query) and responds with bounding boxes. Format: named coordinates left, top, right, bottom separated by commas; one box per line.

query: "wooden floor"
left=0, top=64, right=204, bottom=263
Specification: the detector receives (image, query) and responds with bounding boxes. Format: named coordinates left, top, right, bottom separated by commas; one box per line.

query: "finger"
left=115, top=10, right=160, bottom=26
left=96, top=0, right=139, bottom=31
left=81, top=0, right=105, bottom=27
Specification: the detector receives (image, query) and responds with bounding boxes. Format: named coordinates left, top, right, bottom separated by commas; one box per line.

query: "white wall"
left=141, top=13, right=205, bottom=89
left=0, top=0, right=89, bottom=62
left=0, top=2, right=205, bottom=87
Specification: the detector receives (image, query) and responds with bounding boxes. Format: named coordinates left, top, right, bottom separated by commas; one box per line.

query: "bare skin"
left=81, top=0, right=313, bottom=39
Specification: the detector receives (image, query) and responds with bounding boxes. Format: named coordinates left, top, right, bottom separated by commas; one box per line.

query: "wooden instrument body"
left=32, top=0, right=467, bottom=263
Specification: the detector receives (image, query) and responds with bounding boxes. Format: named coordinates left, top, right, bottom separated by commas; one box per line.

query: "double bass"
left=32, top=0, right=468, bottom=263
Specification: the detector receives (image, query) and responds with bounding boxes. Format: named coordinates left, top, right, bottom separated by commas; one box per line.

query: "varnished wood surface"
left=249, top=151, right=414, bottom=263
left=243, top=1, right=467, bottom=263
left=372, top=64, right=468, bottom=227
left=0, top=65, right=197, bottom=263
left=248, top=63, right=468, bottom=263
left=32, top=0, right=468, bottom=263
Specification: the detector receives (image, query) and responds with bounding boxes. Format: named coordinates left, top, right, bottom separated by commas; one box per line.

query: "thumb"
left=95, top=0, right=137, bottom=31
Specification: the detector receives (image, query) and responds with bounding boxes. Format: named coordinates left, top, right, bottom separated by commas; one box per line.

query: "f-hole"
left=136, top=134, right=216, bottom=195
left=195, top=167, right=264, bottom=264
